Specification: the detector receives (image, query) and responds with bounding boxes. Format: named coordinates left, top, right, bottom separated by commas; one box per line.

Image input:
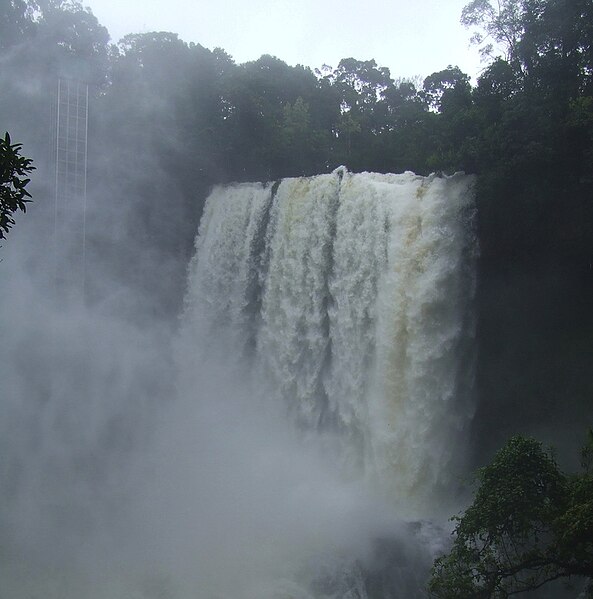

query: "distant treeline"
left=2, top=0, right=592, bottom=274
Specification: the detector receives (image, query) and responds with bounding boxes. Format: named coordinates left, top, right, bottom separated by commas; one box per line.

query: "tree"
left=319, top=58, right=397, bottom=170
left=0, top=0, right=110, bottom=84
left=0, top=132, right=35, bottom=240
left=423, top=66, right=472, bottom=113
left=0, top=0, right=36, bottom=50
left=429, top=434, right=593, bottom=598
left=274, top=96, right=326, bottom=177
left=460, top=0, right=532, bottom=65
left=461, top=0, right=593, bottom=94
left=217, top=54, right=328, bottom=180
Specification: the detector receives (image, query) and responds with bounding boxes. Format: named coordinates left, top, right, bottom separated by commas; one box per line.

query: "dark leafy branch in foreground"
left=0, top=132, right=35, bottom=240
left=429, top=432, right=593, bottom=598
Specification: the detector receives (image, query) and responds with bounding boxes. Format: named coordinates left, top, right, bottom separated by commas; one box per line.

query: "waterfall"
left=0, top=167, right=477, bottom=599
left=184, top=168, right=477, bottom=517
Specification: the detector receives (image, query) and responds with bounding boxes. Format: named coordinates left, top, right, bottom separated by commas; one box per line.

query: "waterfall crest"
left=184, top=169, right=477, bottom=516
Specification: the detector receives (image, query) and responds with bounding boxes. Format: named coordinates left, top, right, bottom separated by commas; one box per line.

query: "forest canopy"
left=1, top=0, right=591, bottom=299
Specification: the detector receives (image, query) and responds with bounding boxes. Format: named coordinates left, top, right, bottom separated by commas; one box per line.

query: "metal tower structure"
left=52, top=78, right=89, bottom=301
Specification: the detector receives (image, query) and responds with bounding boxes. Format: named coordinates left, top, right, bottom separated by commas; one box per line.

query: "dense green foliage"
left=1, top=0, right=592, bottom=323
left=0, top=132, right=34, bottom=240
left=2, top=0, right=591, bottom=264
left=429, top=433, right=593, bottom=598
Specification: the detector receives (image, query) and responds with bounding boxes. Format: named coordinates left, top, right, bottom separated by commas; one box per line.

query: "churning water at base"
left=184, top=168, right=477, bottom=518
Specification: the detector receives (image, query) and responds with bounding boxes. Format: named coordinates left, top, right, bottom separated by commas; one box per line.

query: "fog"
left=0, top=182, right=446, bottom=598
left=0, top=93, right=449, bottom=597
left=1, top=24, right=459, bottom=592
left=4, top=3, right=592, bottom=598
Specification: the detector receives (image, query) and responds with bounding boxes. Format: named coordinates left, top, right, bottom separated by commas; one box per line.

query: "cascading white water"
left=184, top=167, right=477, bottom=518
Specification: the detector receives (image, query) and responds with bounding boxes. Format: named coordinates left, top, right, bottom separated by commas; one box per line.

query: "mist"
left=0, top=70, right=465, bottom=594
left=0, top=182, right=446, bottom=599
left=0, top=71, right=449, bottom=594
left=3, top=2, right=593, bottom=598
left=0, top=42, right=481, bottom=598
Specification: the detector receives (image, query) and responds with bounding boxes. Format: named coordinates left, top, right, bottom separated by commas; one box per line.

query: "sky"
left=86, top=0, right=484, bottom=82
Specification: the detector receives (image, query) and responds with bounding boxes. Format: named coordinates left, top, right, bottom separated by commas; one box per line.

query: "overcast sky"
left=86, top=0, right=484, bottom=82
